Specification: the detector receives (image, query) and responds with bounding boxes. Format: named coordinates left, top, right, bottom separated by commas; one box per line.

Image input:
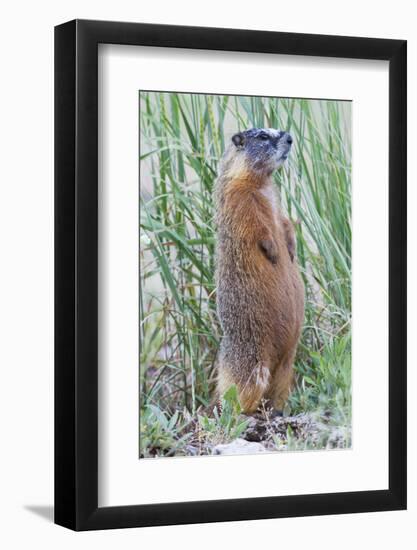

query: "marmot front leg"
left=282, top=218, right=297, bottom=262
left=259, top=238, right=278, bottom=265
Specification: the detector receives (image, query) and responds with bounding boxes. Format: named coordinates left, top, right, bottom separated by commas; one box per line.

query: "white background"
left=99, top=46, right=389, bottom=506
left=0, top=1, right=414, bottom=548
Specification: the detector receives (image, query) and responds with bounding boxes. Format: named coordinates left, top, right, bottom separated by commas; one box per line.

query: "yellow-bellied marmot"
left=215, top=128, right=305, bottom=414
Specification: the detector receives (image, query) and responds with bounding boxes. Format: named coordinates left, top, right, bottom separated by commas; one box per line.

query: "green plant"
left=140, top=404, right=191, bottom=458
left=288, top=332, right=351, bottom=412
left=198, top=385, right=250, bottom=441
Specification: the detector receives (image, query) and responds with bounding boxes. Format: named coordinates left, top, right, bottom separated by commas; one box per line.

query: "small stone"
left=185, top=445, right=198, bottom=456
left=212, top=438, right=266, bottom=455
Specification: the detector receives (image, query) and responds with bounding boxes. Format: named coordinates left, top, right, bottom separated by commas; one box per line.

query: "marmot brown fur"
left=215, top=128, right=305, bottom=414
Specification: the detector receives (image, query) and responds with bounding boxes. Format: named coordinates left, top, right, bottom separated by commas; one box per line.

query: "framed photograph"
left=55, top=19, right=407, bottom=530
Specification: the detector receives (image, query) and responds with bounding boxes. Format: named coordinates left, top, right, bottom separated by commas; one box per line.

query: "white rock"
left=212, top=438, right=266, bottom=456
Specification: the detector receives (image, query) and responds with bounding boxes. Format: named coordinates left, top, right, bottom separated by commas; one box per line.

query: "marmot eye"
left=259, top=132, right=269, bottom=140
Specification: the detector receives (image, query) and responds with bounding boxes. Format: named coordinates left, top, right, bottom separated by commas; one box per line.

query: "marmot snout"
left=215, top=128, right=305, bottom=413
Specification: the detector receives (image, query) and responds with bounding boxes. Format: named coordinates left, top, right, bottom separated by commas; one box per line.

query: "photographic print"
left=139, top=91, right=352, bottom=458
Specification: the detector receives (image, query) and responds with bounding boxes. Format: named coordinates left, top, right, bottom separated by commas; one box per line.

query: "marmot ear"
left=232, top=132, right=244, bottom=148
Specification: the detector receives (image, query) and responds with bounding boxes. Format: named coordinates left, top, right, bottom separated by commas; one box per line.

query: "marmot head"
left=230, top=128, right=293, bottom=175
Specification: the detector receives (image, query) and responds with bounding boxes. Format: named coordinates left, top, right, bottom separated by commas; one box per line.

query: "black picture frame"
left=55, top=19, right=407, bottom=531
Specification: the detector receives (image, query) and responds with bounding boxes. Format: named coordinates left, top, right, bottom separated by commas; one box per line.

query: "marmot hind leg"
left=267, top=356, right=295, bottom=411
left=217, top=360, right=271, bottom=414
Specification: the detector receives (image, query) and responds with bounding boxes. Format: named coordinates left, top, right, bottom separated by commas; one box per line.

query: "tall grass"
left=139, top=92, right=351, bottom=456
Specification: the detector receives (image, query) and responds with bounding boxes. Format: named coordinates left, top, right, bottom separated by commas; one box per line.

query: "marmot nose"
left=285, top=133, right=293, bottom=145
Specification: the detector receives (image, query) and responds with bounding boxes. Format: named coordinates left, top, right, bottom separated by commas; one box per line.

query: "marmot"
left=215, top=128, right=305, bottom=414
